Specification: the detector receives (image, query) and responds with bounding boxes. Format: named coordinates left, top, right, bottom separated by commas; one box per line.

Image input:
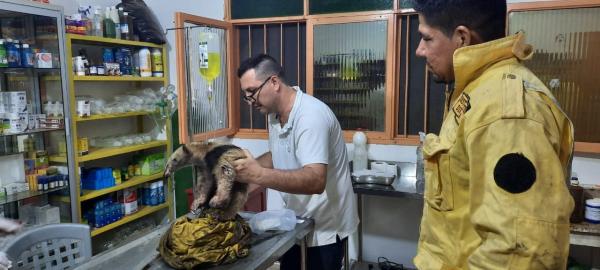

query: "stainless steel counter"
left=352, top=161, right=423, bottom=199
left=352, top=161, right=422, bottom=263
left=77, top=212, right=314, bottom=270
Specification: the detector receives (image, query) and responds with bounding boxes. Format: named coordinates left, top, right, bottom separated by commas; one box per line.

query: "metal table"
left=77, top=212, right=314, bottom=270
left=352, top=161, right=423, bottom=264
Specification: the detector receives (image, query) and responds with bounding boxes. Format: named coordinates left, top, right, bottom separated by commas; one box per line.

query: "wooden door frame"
left=175, top=12, right=239, bottom=143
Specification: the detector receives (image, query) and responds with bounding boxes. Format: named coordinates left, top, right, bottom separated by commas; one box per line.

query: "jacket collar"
left=453, top=32, right=533, bottom=93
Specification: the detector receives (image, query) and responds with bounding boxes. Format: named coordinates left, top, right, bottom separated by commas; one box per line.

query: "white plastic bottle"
left=151, top=48, right=163, bottom=77
left=352, top=131, right=368, bottom=172
left=138, top=47, right=152, bottom=77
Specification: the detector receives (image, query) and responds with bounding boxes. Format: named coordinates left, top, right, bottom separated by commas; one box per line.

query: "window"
left=236, top=22, right=306, bottom=134
left=508, top=2, right=600, bottom=152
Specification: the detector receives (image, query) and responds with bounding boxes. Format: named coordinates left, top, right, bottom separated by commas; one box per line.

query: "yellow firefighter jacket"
left=414, top=33, right=575, bottom=270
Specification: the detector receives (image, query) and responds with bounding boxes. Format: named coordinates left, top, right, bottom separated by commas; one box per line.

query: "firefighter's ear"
left=453, top=25, right=482, bottom=47
left=454, top=26, right=471, bottom=47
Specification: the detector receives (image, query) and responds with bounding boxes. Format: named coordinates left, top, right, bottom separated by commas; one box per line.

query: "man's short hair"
left=237, top=54, right=286, bottom=83
left=411, top=0, right=507, bottom=42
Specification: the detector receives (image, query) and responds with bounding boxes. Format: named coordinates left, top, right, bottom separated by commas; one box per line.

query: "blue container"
left=21, top=44, right=34, bottom=67
left=6, top=40, right=20, bottom=67
left=103, top=48, right=114, bottom=63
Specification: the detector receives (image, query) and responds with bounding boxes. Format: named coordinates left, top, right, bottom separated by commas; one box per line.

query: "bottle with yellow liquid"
left=198, top=32, right=221, bottom=101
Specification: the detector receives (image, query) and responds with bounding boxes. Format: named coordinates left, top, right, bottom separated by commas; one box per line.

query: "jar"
left=585, top=198, right=600, bottom=224
left=568, top=177, right=584, bottom=223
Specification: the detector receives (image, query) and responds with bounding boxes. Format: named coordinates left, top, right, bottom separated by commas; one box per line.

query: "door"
left=175, top=13, right=237, bottom=143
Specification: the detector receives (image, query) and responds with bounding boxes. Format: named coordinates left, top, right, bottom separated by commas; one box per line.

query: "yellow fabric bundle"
left=159, top=210, right=251, bottom=269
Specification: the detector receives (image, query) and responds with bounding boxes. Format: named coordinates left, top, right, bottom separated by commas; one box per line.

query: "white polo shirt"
left=268, top=87, right=359, bottom=247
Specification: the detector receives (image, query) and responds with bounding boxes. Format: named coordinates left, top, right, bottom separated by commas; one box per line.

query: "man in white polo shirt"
left=234, top=54, right=358, bottom=270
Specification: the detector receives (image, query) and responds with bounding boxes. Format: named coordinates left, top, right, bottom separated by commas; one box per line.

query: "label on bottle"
left=121, top=24, right=129, bottom=34
left=199, top=42, right=208, bottom=68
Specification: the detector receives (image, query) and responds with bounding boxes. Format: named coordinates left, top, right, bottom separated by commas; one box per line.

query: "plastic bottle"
left=151, top=48, right=163, bottom=77
left=102, top=48, right=114, bottom=63
left=7, top=39, right=21, bottom=67
left=0, top=39, right=7, bottom=67
left=21, top=44, right=34, bottom=67
left=102, top=7, right=116, bottom=38
left=149, top=182, right=158, bottom=206
left=92, top=7, right=103, bottom=37
left=111, top=7, right=121, bottom=39
left=138, top=47, right=152, bottom=77
left=416, top=132, right=426, bottom=194
left=132, top=50, right=140, bottom=76
left=119, top=9, right=131, bottom=40
left=157, top=180, right=165, bottom=204
left=352, top=131, right=368, bottom=172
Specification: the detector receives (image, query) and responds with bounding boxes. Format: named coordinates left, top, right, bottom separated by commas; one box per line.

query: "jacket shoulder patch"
left=501, top=73, right=525, bottom=119
left=493, top=153, right=536, bottom=194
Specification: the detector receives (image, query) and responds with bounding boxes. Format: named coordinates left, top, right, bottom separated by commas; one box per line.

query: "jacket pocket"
left=510, top=218, right=570, bottom=269
left=423, top=135, right=454, bottom=211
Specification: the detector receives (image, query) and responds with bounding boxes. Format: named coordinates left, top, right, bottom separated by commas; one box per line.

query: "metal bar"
left=300, top=235, right=308, bottom=270
left=424, top=66, right=429, bottom=133
left=403, top=15, right=410, bottom=136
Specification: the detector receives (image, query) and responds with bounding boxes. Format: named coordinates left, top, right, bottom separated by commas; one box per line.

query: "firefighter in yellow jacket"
left=411, top=0, right=574, bottom=269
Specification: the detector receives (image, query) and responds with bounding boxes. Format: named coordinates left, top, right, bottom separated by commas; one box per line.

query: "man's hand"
left=233, top=149, right=265, bottom=185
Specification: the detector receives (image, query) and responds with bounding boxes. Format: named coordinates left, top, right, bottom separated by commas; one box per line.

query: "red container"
left=185, top=188, right=193, bottom=211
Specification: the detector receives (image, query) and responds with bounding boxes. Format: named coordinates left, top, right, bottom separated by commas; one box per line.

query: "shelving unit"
left=0, top=0, right=76, bottom=225
left=64, top=33, right=172, bottom=245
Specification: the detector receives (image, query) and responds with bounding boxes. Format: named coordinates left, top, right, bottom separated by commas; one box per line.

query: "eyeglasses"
left=241, top=76, right=273, bottom=103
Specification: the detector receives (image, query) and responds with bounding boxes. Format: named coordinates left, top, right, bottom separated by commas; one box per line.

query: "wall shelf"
left=67, top=33, right=164, bottom=48
left=77, top=141, right=167, bottom=162
left=80, top=172, right=164, bottom=201
left=73, top=76, right=165, bottom=82
left=75, top=112, right=152, bottom=122
left=90, top=203, right=168, bottom=237
left=1, top=185, right=69, bottom=205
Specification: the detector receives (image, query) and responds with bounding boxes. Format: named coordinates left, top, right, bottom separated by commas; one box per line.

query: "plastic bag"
left=117, top=0, right=166, bottom=44
left=248, top=209, right=297, bottom=234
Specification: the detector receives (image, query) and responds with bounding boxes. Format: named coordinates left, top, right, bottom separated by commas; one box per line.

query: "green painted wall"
left=171, top=110, right=194, bottom=217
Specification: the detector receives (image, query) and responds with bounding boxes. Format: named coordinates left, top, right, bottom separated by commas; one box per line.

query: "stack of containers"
left=140, top=180, right=165, bottom=206
left=81, top=167, right=115, bottom=190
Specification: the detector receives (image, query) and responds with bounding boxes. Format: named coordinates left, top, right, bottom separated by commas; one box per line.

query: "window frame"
left=507, top=0, right=600, bottom=154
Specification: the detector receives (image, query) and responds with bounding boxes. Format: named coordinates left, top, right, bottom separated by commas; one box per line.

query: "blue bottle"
left=6, top=39, right=21, bottom=67
left=149, top=182, right=158, bottom=206
left=21, top=44, right=34, bottom=67
left=158, top=181, right=165, bottom=204
left=102, top=48, right=114, bottom=63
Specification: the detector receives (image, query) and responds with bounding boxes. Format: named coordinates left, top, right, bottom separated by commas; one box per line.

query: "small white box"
left=6, top=92, right=27, bottom=106
left=36, top=53, right=53, bottom=68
